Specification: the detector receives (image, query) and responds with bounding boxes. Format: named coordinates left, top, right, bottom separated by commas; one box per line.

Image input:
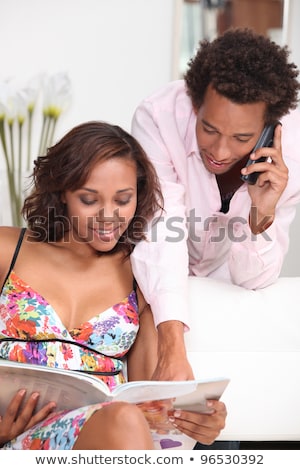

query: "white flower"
left=0, top=81, right=11, bottom=119
left=42, top=72, right=72, bottom=119
left=21, top=74, right=43, bottom=114
left=0, top=80, right=17, bottom=122
left=0, top=72, right=71, bottom=226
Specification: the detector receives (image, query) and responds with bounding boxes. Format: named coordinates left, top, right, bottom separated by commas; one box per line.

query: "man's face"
left=195, top=85, right=267, bottom=175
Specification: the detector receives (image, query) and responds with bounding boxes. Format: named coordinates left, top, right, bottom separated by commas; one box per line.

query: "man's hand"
left=151, top=320, right=194, bottom=381
left=241, top=124, right=288, bottom=234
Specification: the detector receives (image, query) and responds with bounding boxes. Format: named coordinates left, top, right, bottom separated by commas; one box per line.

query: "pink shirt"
left=131, top=80, right=300, bottom=329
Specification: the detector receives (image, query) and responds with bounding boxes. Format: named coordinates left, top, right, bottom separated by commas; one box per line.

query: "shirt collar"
left=185, top=111, right=199, bottom=158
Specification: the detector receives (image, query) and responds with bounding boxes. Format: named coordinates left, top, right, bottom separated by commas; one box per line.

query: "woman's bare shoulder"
left=0, top=226, right=26, bottom=268
left=0, top=225, right=24, bottom=240
left=0, top=226, right=25, bottom=243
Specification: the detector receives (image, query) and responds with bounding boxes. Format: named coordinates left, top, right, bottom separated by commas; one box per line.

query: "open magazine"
left=0, top=359, right=230, bottom=450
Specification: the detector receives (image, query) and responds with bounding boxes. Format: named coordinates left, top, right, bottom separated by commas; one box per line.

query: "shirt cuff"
left=150, top=290, right=190, bottom=332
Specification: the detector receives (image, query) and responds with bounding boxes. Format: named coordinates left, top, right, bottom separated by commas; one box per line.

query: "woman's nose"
left=96, top=206, right=121, bottom=221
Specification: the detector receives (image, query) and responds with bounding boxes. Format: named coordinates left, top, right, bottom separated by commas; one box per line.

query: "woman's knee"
left=101, top=401, right=148, bottom=429
left=73, top=402, right=153, bottom=449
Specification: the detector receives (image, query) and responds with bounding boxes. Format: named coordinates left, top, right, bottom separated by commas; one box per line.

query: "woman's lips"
left=93, top=226, right=121, bottom=242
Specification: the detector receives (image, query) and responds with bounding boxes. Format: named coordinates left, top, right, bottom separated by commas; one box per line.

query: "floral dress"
left=0, top=231, right=139, bottom=449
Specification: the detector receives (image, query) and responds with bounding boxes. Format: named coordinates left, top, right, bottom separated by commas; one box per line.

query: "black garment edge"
left=1, top=227, right=26, bottom=293
left=0, top=337, right=123, bottom=376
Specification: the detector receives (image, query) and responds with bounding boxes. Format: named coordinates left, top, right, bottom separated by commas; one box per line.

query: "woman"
left=0, top=121, right=226, bottom=450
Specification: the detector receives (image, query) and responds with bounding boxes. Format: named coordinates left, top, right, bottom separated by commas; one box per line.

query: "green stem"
left=8, top=122, right=15, bottom=173
left=18, top=121, right=23, bottom=213
left=27, top=108, right=33, bottom=170
left=0, top=120, right=19, bottom=225
left=0, top=119, right=11, bottom=173
left=48, top=116, right=58, bottom=148
left=42, top=115, right=52, bottom=154
left=38, top=114, right=47, bottom=155
left=9, top=121, right=19, bottom=225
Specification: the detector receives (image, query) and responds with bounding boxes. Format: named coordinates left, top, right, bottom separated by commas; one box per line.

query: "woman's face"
left=63, top=157, right=137, bottom=252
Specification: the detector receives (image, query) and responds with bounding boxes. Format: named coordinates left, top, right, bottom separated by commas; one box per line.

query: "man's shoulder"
left=282, top=108, right=300, bottom=140
left=142, top=80, right=191, bottom=109
left=282, top=108, right=300, bottom=164
left=282, top=107, right=300, bottom=127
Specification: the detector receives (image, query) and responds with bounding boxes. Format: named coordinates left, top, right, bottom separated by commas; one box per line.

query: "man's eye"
left=236, top=137, right=251, bottom=143
left=203, top=127, right=217, bottom=134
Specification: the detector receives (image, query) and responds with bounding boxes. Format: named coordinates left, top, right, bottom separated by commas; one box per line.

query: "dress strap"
left=1, top=228, right=26, bottom=293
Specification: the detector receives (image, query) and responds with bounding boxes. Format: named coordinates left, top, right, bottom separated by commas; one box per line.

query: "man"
left=130, top=28, right=300, bottom=389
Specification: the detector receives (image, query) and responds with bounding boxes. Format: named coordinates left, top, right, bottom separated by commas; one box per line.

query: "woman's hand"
left=168, top=400, right=227, bottom=445
left=0, top=389, right=56, bottom=447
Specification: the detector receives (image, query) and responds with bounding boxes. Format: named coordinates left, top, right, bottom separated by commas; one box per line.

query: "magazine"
left=0, top=359, right=230, bottom=450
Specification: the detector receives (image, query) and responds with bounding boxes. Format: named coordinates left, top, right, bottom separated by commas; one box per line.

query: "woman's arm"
left=127, top=291, right=158, bottom=381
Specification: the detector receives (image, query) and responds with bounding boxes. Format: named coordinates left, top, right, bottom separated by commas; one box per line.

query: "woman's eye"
left=116, top=199, right=130, bottom=206
left=80, top=198, right=97, bottom=206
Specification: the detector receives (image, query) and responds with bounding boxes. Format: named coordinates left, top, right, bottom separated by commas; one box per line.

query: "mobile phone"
left=241, top=123, right=276, bottom=185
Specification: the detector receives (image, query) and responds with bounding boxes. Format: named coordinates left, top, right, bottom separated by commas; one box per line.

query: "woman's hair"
left=23, top=121, right=163, bottom=255
left=184, top=28, right=300, bottom=124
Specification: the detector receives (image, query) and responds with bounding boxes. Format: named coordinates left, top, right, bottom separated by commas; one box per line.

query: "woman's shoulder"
left=0, top=226, right=27, bottom=260
left=0, top=226, right=25, bottom=245
left=0, top=226, right=26, bottom=282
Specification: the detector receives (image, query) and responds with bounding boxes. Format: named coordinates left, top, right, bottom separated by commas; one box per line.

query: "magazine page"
left=174, top=378, right=230, bottom=412
left=0, top=360, right=229, bottom=424
left=112, top=379, right=201, bottom=403
left=113, top=377, right=230, bottom=408
left=137, top=399, right=197, bottom=450
left=0, top=360, right=110, bottom=414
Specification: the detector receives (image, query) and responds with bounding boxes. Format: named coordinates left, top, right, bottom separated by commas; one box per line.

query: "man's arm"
left=131, top=241, right=195, bottom=381
left=127, top=304, right=194, bottom=382
left=131, top=84, right=195, bottom=380
left=153, top=320, right=194, bottom=381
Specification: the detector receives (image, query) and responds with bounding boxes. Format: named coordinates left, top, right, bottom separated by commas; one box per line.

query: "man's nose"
left=211, top=136, right=232, bottom=162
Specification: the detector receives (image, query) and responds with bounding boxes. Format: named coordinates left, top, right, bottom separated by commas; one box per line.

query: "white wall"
left=0, top=0, right=177, bottom=225
left=0, top=0, right=176, bottom=133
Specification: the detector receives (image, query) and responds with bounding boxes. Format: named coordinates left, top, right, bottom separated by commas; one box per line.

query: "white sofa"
left=185, top=276, right=300, bottom=442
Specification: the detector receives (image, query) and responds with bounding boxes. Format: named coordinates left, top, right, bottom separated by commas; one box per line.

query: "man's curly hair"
left=184, top=28, right=300, bottom=123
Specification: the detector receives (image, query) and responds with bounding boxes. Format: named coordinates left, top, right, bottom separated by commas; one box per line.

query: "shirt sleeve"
left=228, top=110, right=300, bottom=288
left=228, top=203, right=298, bottom=288
left=131, top=97, right=191, bottom=330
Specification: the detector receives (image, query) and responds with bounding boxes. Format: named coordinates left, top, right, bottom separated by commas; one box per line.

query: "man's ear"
left=61, top=193, right=66, bottom=204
